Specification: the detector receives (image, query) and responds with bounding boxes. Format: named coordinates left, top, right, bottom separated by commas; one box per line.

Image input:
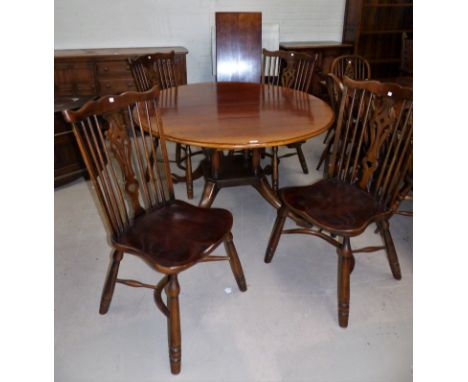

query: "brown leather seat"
left=115, top=201, right=233, bottom=270
left=281, top=178, right=385, bottom=235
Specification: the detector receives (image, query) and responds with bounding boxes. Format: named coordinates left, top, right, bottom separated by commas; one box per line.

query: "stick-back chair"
left=261, top=49, right=319, bottom=191
left=128, top=51, right=202, bottom=199
left=265, top=77, right=412, bottom=328
left=318, top=54, right=371, bottom=170
left=62, top=86, right=247, bottom=374
left=330, top=54, right=371, bottom=81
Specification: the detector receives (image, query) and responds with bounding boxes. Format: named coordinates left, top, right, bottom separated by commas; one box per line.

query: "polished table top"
left=157, top=82, right=335, bottom=149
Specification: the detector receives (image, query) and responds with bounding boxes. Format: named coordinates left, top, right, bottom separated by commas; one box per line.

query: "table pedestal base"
left=198, top=150, right=281, bottom=209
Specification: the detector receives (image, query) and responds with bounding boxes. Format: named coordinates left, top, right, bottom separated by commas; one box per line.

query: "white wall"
left=55, top=0, right=346, bottom=83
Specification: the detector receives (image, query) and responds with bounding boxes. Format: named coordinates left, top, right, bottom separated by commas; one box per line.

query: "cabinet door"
left=54, top=62, right=97, bottom=96
left=54, top=112, right=87, bottom=186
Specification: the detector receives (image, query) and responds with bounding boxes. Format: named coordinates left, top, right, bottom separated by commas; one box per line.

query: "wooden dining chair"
left=128, top=52, right=202, bottom=199
left=330, top=54, right=371, bottom=81
left=62, top=86, right=247, bottom=375
left=265, top=77, right=412, bottom=328
left=261, top=49, right=318, bottom=191
left=317, top=54, right=371, bottom=170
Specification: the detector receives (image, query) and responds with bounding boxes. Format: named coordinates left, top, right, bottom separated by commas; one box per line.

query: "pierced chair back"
left=129, top=51, right=178, bottom=91
left=128, top=52, right=199, bottom=200
left=330, top=54, right=371, bottom=81
left=328, top=77, right=413, bottom=212
left=261, top=49, right=318, bottom=92
left=63, top=86, right=174, bottom=238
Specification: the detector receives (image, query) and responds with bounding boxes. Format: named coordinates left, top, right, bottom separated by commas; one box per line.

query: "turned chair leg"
left=316, top=139, right=332, bottom=173
left=271, top=146, right=279, bottom=192
left=264, top=206, right=288, bottom=263
left=166, top=274, right=182, bottom=375
left=175, top=143, right=182, bottom=168
left=99, top=250, right=123, bottom=315
left=224, top=232, right=247, bottom=292
left=296, top=144, right=309, bottom=174
left=185, top=145, right=194, bottom=199
left=378, top=220, right=402, bottom=280
left=337, top=237, right=353, bottom=328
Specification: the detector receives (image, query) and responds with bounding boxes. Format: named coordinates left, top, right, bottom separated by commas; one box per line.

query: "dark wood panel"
left=215, top=12, right=262, bottom=83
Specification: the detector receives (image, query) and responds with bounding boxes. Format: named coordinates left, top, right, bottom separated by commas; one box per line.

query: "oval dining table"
left=155, top=81, right=335, bottom=209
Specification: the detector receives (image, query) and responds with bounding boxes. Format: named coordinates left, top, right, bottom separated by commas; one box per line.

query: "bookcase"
left=342, top=0, right=413, bottom=78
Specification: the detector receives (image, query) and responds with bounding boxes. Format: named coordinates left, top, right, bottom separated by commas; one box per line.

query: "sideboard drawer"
left=98, top=78, right=136, bottom=94
left=96, top=60, right=132, bottom=75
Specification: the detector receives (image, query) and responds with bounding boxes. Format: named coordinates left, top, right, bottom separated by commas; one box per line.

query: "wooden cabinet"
left=342, top=0, right=413, bottom=78
left=54, top=47, right=189, bottom=187
left=54, top=47, right=189, bottom=96
left=54, top=97, right=91, bottom=187
left=279, top=41, right=353, bottom=97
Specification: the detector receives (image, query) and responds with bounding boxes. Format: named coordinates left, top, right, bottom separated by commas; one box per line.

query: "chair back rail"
left=329, top=77, right=413, bottom=210
left=63, top=86, right=174, bottom=237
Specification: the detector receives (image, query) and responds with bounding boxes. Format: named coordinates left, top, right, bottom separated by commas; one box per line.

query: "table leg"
left=199, top=181, right=218, bottom=208
left=199, top=150, right=221, bottom=208
left=253, top=175, right=281, bottom=209
left=211, top=150, right=220, bottom=178
left=252, top=149, right=261, bottom=176
left=251, top=148, right=281, bottom=209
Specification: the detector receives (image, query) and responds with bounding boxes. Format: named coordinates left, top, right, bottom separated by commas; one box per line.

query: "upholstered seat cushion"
left=114, top=200, right=232, bottom=270
left=281, top=178, right=386, bottom=234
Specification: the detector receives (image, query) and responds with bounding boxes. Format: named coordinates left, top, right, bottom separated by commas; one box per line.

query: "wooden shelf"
left=363, top=4, right=413, bottom=7
left=360, top=29, right=412, bottom=35
left=368, top=58, right=401, bottom=63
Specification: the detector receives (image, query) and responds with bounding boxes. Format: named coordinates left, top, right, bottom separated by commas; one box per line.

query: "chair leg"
left=316, top=139, right=332, bottom=172
left=166, top=274, right=182, bottom=375
left=337, top=237, right=353, bottom=328
left=271, top=146, right=279, bottom=192
left=378, top=220, right=402, bottom=280
left=264, top=205, right=288, bottom=263
left=99, top=250, right=123, bottom=315
left=185, top=145, right=194, bottom=199
left=323, top=127, right=332, bottom=143
left=175, top=143, right=182, bottom=167
left=296, top=144, right=309, bottom=174
left=224, top=232, right=247, bottom=292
